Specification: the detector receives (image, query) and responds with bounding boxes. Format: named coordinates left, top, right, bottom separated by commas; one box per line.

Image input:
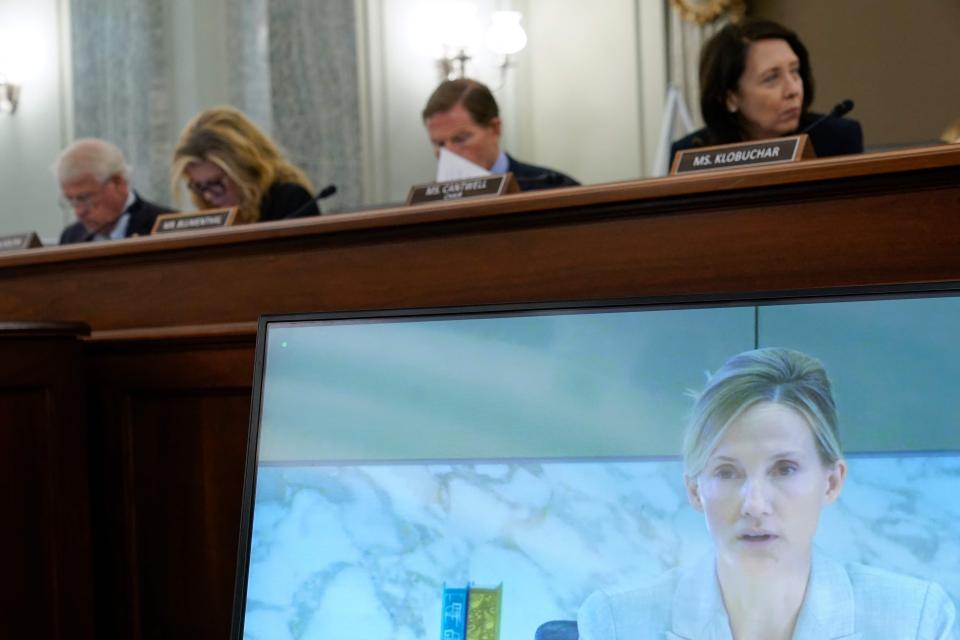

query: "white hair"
left=52, top=138, right=131, bottom=183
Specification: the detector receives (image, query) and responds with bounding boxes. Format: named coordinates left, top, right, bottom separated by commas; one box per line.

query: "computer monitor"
left=232, top=294, right=960, bottom=639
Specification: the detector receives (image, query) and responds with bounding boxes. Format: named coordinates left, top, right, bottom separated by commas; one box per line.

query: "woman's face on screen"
left=726, top=39, right=804, bottom=141
left=685, top=402, right=845, bottom=574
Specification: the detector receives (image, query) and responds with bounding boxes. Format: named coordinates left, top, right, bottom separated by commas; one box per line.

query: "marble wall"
left=242, top=456, right=960, bottom=640
left=266, top=0, right=362, bottom=209
left=70, top=0, right=173, bottom=206
left=226, top=0, right=273, bottom=131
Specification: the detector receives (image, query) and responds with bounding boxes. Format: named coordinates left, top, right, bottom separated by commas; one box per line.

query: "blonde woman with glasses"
left=171, top=106, right=319, bottom=225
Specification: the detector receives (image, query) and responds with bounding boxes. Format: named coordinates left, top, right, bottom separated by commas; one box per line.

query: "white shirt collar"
left=95, top=191, right=136, bottom=241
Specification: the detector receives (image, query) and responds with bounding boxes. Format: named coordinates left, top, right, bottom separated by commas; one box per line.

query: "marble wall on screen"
left=243, top=455, right=960, bottom=640
left=70, top=0, right=173, bottom=206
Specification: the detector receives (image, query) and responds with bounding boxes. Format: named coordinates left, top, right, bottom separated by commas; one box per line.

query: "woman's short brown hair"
left=699, top=19, right=815, bottom=145
left=422, top=78, right=499, bottom=125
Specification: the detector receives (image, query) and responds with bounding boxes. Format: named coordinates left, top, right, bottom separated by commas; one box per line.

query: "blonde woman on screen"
left=578, top=348, right=956, bottom=640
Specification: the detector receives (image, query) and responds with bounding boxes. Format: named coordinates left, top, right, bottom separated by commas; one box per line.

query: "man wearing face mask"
left=422, top=78, right=579, bottom=192
left=54, top=138, right=173, bottom=244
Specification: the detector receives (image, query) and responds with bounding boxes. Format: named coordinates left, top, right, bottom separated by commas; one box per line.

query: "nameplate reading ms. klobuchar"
left=151, top=208, right=237, bottom=234
left=0, top=231, right=42, bottom=252
left=671, top=134, right=813, bottom=175
left=406, top=173, right=519, bottom=205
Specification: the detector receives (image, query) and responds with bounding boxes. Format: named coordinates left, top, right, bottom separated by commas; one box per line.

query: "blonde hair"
left=171, top=106, right=313, bottom=224
left=942, top=119, right=960, bottom=144
left=682, top=347, right=843, bottom=477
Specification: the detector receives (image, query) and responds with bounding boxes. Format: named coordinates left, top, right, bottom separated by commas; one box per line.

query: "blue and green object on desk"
left=440, top=584, right=502, bottom=640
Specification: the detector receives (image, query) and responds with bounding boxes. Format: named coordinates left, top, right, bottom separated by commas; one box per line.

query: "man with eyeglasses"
left=54, top=138, right=173, bottom=244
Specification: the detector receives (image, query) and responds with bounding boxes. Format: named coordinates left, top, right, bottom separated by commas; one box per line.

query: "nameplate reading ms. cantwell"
left=0, top=232, right=42, bottom=252
left=671, top=134, right=813, bottom=175
left=406, top=173, right=519, bottom=205
left=151, top=208, right=237, bottom=235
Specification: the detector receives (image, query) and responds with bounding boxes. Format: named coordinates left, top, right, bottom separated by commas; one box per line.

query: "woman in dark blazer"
left=671, top=19, right=862, bottom=161
left=171, top=106, right=320, bottom=224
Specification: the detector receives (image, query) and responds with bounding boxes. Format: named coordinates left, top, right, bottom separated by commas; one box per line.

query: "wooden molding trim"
left=1, top=145, right=958, bottom=270
left=87, top=323, right=258, bottom=344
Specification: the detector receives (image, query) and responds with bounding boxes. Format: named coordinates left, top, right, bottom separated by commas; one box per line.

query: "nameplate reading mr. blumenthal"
left=151, top=208, right=237, bottom=235
left=406, top=173, right=519, bottom=205
left=671, top=134, right=813, bottom=175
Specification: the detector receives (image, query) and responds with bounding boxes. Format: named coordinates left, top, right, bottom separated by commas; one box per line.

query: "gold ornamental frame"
left=670, top=0, right=746, bottom=26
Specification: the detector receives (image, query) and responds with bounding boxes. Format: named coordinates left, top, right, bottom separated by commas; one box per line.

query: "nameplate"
left=671, top=134, right=813, bottom=175
left=0, top=231, right=42, bottom=252
left=151, top=208, right=237, bottom=234
left=406, top=173, right=519, bottom=205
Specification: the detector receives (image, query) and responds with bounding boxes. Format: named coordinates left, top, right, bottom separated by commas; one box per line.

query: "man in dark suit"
left=55, top=138, right=172, bottom=244
left=422, top=79, right=579, bottom=191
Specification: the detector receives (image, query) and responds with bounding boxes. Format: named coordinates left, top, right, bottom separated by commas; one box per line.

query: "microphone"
left=801, top=99, right=854, bottom=134
left=287, top=184, right=337, bottom=218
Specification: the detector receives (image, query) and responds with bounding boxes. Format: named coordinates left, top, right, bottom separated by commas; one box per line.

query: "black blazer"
left=259, top=182, right=321, bottom=221
left=507, top=154, right=580, bottom=192
left=671, top=113, right=863, bottom=163
left=59, top=192, right=173, bottom=244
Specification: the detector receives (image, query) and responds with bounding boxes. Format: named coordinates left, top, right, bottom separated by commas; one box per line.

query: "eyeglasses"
left=59, top=179, right=110, bottom=212
left=187, top=177, right=228, bottom=198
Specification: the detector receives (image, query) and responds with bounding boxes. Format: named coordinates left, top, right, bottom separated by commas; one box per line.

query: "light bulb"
left=485, top=11, right=527, bottom=56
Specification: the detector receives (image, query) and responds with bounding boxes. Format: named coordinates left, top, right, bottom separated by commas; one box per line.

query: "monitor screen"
left=233, top=295, right=960, bottom=639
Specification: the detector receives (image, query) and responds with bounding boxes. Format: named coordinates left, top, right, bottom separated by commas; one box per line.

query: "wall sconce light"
left=486, top=12, right=527, bottom=65
left=485, top=11, right=528, bottom=88
left=438, top=48, right=472, bottom=82
left=0, top=74, right=20, bottom=114
left=436, top=6, right=528, bottom=85
left=436, top=2, right=481, bottom=81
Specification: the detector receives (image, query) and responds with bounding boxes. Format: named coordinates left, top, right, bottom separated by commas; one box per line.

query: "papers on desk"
left=436, top=147, right=492, bottom=182
left=405, top=149, right=516, bottom=205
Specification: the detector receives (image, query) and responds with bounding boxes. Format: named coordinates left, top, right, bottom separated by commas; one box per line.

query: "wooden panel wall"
left=2, top=146, right=960, bottom=335
left=85, top=334, right=254, bottom=639
left=0, top=325, right=93, bottom=639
